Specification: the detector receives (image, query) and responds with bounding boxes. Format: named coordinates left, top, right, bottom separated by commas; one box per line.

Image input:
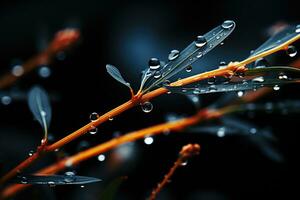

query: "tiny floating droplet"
left=273, top=85, right=280, bottom=91
left=195, top=35, right=207, bottom=48
left=89, top=126, right=98, bottom=135
left=186, top=66, right=192, bottom=72
left=193, top=89, right=200, bottom=94
left=144, top=136, right=154, bottom=145
left=286, top=46, right=297, bottom=57
left=168, top=50, right=180, bottom=61
left=108, top=117, right=114, bottom=121
left=207, top=76, right=216, bottom=84
left=141, top=101, right=153, bottom=113
left=278, top=72, right=288, bottom=80
left=97, top=154, right=106, bottom=162
left=80, top=185, right=85, bottom=188
left=149, top=58, right=160, bottom=70
left=89, top=112, right=99, bottom=122
left=221, top=20, right=234, bottom=29
left=11, top=65, right=24, bottom=77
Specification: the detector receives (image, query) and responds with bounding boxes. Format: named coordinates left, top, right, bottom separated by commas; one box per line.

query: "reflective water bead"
left=28, top=150, right=34, bottom=156
left=144, top=136, right=154, bottom=145
left=97, top=154, right=106, bottom=162
left=154, top=71, right=161, bottom=79
left=221, top=20, right=234, bottom=29
left=286, top=46, right=297, bottom=57
left=252, top=76, right=264, bottom=83
left=278, top=72, right=288, bottom=80
left=217, top=127, right=225, bottom=137
left=89, top=112, right=99, bottom=122
left=273, top=85, right=280, bottom=91
left=149, top=58, right=160, bottom=70
left=141, top=101, right=153, bottom=113
left=168, top=50, right=180, bottom=61
left=186, top=66, right=192, bottom=72
left=207, top=76, right=216, bottom=84
left=195, top=35, right=207, bottom=48
left=21, top=176, right=28, bottom=184
left=89, top=126, right=98, bottom=135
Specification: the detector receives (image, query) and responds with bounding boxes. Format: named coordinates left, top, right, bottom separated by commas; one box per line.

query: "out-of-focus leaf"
left=106, top=64, right=131, bottom=88
left=12, top=174, right=101, bottom=185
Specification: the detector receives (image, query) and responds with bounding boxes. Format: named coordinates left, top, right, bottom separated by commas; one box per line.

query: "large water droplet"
left=193, top=88, right=200, bottom=94
left=195, top=36, right=207, bottom=47
left=89, top=126, right=98, bottom=135
left=221, top=20, right=234, bottom=29
left=141, top=101, right=153, bottom=113
left=186, top=66, right=192, bottom=72
left=286, top=46, right=297, bottom=57
left=89, top=112, right=99, bottom=122
left=48, top=181, right=56, bottom=187
left=149, top=58, right=160, bottom=70
left=168, top=50, right=180, bottom=61
left=144, top=136, right=154, bottom=145
left=273, top=85, right=280, bottom=91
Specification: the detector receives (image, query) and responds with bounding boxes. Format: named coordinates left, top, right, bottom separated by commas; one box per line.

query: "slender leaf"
left=142, top=20, right=236, bottom=92
left=106, top=64, right=131, bottom=88
left=13, top=174, right=101, bottom=185
left=28, top=86, right=52, bottom=138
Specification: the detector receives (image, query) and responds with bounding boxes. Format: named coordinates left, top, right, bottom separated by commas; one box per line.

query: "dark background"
left=0, top=0, right=299, bottom=199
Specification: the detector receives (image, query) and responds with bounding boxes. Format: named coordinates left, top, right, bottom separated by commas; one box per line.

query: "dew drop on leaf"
left=221, top=20, right=234, bottom=29
left=1, top=96, right=12, bottom=105
left=29, top=150, right=34, bottom=156
left=195, top=35, right=207, bottom=48
left=149, top=58, right=160, bottom=70
left=186, top=66, right=192, bottom=72
left=273, top=85, right=280, bottom=91
left=154, top=71, right=161, bottom=79
left=141, top=102, right=153, bottom=113
left=168, top=50, right=180, bottom=61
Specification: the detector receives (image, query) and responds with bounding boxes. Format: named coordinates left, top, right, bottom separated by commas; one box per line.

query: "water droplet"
left=217, top=127, right=225, bottom=137
left=141, top=101, right=153, bottom=113
left=278, top=72, right=288, bottom=80
left=89, top=112, right=99, bottom=122
left=252, top=76, right=264, bottom=83
left=208, top=85, right=217, bottom=92
left=21, top=176, right=28, bottom=184
left=168, top=50, right=180, bottom=61
left=221, top=20, right=234, bottom=29
left=29, top=150, right=34, bottom=156
left=207, top=76, right=216, bottom=84
left=80, top=185, right=85, bottom=188
left=11, top=65, right=24, bottom=76
left=286, top=46, right=297, bottom=57
left=186, top=66, right=192, bottom=72
left=97, top=154, right=106, bottom=162
left=181, top=88, right=187, bottom=93
left=65, top=171, right=75, bottom=176
left=1, top=96, right=12, bottom=105
left=89, top=126, right=98, bottom=135
left=296, top=24, right=300, bottom=33
left=144, top=136, right=154, bottom=145
left=149, top=58, right=160, bottom=70
left=254, top=58, right=268, bottom=68
left=237, top=91, right=244, bottom=97
left=64, top=172, right=75, bottom=183
left=181, top=161, right=188, bottom=166
left=193, top=89, right=200, bottom=94
left=154, top=71, right=161, bottom=79
left=38, top=66, right=51, bottom=78
left=195, top=35, right=207, bottom=47
left=273, top=85, right=280, bottom=91
left=109, top=117, right=114, bottom=121
left=249, top=128, right=257, bottom=134
left=48, top=181, right=56, bottom=187
left=220, top=42, right=224, bottom=46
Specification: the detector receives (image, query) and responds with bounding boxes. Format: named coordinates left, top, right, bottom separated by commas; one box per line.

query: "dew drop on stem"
left=286, top=46, right=297, bottom=57
left=141, top=102, right=153, bottom=113
left=144, top=136, right=154, bottom=145
left=195, top=35, right=207, bottom=47
left=89, top=126, right=98, bottom=135
left=89, top=112, right=99, bottom=122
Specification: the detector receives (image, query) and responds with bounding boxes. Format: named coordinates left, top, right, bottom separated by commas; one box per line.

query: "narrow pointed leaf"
left=28, top=86, right=52, bottom=137
left=106, top=64, right=131, bottom=88
left=142, top=20, right=236, bottom=92
left=13, top=174, right=101, bottom=185
left=250, top=25, right=300, bottom=57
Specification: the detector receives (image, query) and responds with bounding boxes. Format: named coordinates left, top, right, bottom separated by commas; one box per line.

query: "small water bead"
left=89, top=112, right=99, bottom=122
left=273, top=85, right=280, bottom=91
left=141, top=101, right=153, bottom=113
left=149, top=58, right=160, bottom=70
left=286, top=46, right=297, bottom=57
left=249, top=128, right=257, bottom=134
left=168, top=50, right=180, bottom=61
left=217, top=127, right=225, bottom=137
left=252, top=76, right=264, bottom=83
left=39, top=66, right=51, bottom=78
left=181, top=161, right=188, bottom=166
left=296, top=25, right=300, bottom=33
left=29, top=150, right=34, bottom=156
left=11, top=65, right=24, bottom=77
left=237, top=91, right=244, bottom=97
left=144, top=136, right=154, bottom=145
left=21, top=176, right=28, bottom=184
left=48, top=181, right=56, bottom=187
left=221, top=20, right=234, bottom=29
left=108, top=117, right=114, bottom=121
left=65, top=171, right=75, bottom=176
left=186, top=66, right=192, bottom=72
left=89, top=126, right=98, bottom=135
left=97, top=154, right=106, bottom=162
left=154, top=71, right=161, bottom=79
left=207, top=76, right=216, bottom=84
left=1, top=95, right=12, bottom=105
left=195, top=35, right=207, bottom=48
left=64, top=171, right=76, bottom=183
left=278, top=72, right=288, bottom=80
